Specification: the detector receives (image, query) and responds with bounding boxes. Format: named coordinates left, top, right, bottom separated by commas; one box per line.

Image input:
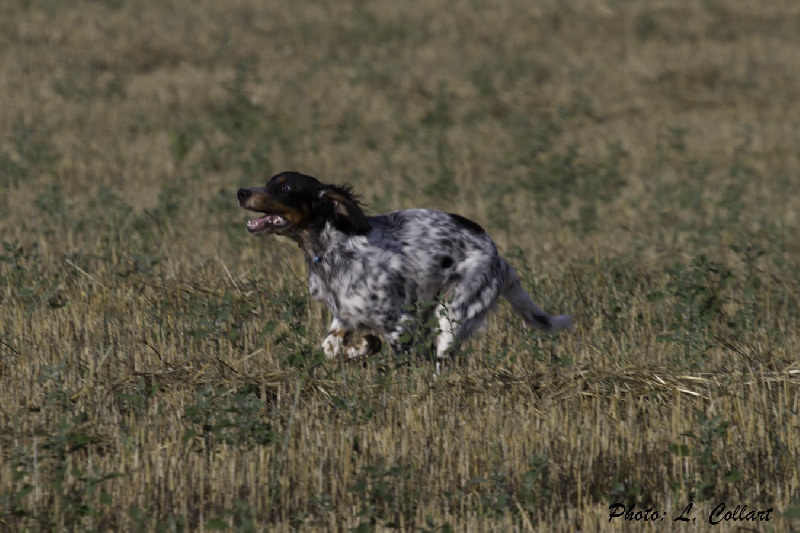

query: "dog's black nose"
left=237, top=188, right=252, bottom=203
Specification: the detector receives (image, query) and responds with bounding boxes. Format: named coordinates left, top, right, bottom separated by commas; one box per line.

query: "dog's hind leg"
left=434, top=261, right=505, bottom=365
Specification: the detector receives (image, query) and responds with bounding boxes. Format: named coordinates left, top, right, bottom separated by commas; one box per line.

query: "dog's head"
left=237, top=171, right=371, bottom=238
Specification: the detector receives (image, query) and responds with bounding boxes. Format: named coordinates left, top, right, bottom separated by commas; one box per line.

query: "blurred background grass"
left=1, top=0, right=799, bottom=531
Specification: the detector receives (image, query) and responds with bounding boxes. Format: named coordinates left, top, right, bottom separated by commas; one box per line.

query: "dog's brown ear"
left=316, top=185, right=371, bottom=234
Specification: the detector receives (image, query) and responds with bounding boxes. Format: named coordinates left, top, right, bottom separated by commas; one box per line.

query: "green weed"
left=670, top=410, right=740, bottom=502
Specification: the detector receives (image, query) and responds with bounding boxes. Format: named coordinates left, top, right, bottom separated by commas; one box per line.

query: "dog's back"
left=366, top=209, right=499, bottom=301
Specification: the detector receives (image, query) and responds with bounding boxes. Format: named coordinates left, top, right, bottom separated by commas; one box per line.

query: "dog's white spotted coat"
left=238, top=172, right=571, bottom=364
left=306, top=208, right=572, bottom=360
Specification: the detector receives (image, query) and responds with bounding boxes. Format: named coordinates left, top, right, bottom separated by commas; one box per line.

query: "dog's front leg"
left=321, top=318, right=382, bottom=360
left=321, top=318, right=351, bottom=360
left=347, top=334, right=382, bottom=359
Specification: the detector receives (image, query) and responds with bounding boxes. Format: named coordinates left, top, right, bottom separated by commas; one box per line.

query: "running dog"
left=237, top=171, right=572, bottom=363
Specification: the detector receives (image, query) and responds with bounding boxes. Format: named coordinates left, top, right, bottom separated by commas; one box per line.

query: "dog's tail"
left=500, top=258, right=572, bottom=333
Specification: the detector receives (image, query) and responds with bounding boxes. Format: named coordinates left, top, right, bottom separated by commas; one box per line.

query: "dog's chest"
left=307, top=257, right=367, bottom=305
left=306, top=250, right=405, bottom=322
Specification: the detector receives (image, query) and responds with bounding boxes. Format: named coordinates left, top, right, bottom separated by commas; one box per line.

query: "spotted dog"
left=237, top=171, right=572, bottom=365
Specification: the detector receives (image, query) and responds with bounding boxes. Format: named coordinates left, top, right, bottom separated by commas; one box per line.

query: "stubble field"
left=1, top=1, right=800, bottom=531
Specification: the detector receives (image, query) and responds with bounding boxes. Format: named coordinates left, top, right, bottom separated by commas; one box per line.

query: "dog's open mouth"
left=246, top=213, right=289, bottom=233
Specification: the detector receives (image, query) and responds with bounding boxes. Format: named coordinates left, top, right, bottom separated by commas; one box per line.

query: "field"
left=2, top=0, right=800, bottom=530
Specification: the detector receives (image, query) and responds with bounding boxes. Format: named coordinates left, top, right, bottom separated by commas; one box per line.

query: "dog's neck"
left=294, top=221, right=349, bottom=266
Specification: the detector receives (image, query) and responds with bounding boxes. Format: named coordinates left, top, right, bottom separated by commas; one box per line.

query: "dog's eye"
left=280, top=184, right=291, bottom=194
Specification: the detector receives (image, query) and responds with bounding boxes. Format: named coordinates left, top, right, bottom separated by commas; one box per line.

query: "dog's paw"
left=346, top=334, right=382, bottom=359
left=321, top=333, right=345, bottom=360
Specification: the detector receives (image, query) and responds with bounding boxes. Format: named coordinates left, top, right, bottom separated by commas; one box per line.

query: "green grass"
left=1, top=0, right=800, bottom=530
